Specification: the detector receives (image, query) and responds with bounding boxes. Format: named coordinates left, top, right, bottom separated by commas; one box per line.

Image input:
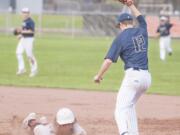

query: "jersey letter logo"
left=132, top=35, right=146, bottom=53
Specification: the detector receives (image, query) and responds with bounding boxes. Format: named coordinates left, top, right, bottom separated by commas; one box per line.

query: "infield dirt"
left=0, top=86, right=180, bottom=135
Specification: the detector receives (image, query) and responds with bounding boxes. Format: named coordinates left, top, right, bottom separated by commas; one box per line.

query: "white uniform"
left=16, top=16, right=38, bottom=77
left=34, top=124, right=54, bottom=135
left=157, top=18, right=173, bottom=61
left=16, top=37, right=37, bottom=73
left=159, top=35, right=172, bottom=60
left=115, top=68, right=151, bottom=135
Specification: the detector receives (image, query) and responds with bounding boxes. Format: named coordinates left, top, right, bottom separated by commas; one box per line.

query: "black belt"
left=127, top=67, right=148, bottom=71
left=133, top=67, right=141, bottom=71
left=22, top=33, right=34, bottom=37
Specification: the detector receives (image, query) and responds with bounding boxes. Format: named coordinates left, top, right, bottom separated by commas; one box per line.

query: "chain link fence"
left=0, top=0, right=180, bottom=38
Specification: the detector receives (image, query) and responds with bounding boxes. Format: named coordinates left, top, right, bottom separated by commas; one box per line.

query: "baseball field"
left=0, top=35, right=180, bottom=95
left=0, top=35, right=180, bottom=135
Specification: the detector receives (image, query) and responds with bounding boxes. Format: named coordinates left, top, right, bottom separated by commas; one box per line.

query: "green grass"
left=0, top=35, right=180, bottom=96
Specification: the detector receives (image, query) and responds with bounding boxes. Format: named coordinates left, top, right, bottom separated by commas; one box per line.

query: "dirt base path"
left=0, top=86, right=180, bottom=135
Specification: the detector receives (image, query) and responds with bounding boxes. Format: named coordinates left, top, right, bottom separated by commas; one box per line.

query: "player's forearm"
left=17, top=34, right=22, bottom=40
left=129, top=4, right=141, bottom=17
left=21, top=29, right=34, bottom=34
left=97, top=59, right=112, bottom=78
left=156, top=32, right=160, bottom=37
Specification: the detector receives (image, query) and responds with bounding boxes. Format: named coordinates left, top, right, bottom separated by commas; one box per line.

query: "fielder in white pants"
left=16, top=37, right=37, bottom=76
left=159, top=35, right=172, bottom=61
left=16, top=7, right=38, bottom=77
left=94, top=3, right=151, bottom=135
left=157, top=16, right=173, bottom=61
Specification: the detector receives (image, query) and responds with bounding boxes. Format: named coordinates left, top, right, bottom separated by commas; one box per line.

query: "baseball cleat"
left=168, top=52, right=172, bottom=56
left=16, top=69, right=26, bottom=75
left=121, top=132, right=129, bottom=135
left=29, top=70, right=38, bottom=77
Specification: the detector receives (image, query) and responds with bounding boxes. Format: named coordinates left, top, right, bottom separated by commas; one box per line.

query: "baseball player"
left=22, top=113, right=54, bottom=135
left=54, top=108, right=87, bottom=135
left=156, top=16, right=173, bottom=61
left=94, top=1, right=151, bottom=135
left=16, top=7, right=38, bottom=77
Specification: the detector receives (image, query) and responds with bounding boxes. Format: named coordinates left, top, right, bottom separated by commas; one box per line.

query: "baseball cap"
left=116, top=13, right=133, bottom=26
left=21, top=7, right=30, bottom=13
left=56, top=108, right=75, bottom=125
left=22, top=112, right=37, bottom=128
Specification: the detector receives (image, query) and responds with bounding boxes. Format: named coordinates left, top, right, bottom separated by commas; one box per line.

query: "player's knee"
left=160, top=44, right=166, bottom=49
left=28, top=56, right=35, bottom=64
left=116, top=102, right=134, bottom=113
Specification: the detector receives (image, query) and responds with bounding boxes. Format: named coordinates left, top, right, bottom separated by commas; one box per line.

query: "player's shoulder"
left=34, top=124, right=45, bottom=131
left=26, top=17, right=35, bottom=24
left=73, top=123, right=87, bottom=135
left=34, top=124, right=51, bottom=131
left=30, top=18, right=35, bottom=23
left=34, top=124, right=53, bottom=135
left=113, top=32, right=123, bottom=45
left=33, top=124, right=44, bottom=135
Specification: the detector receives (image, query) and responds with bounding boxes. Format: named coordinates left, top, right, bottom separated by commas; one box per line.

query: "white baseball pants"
left=16, top=37, right=37, bottom=72
left=159, top=36, right=172, bottom=61
left=115, top=68, right=151, bottom=135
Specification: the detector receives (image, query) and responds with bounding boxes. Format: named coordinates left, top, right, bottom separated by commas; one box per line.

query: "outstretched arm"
left=128, top=4, right=141, bottom=17
left=21, top=29, right=34, bottom=34
left=128, top=2, right=147, bottom=29
left=118, top=0, right=141, bottom=17
left=94, top=59, right=112, bottom=83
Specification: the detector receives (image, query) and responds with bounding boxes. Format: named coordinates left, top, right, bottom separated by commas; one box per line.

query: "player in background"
left=156, top=16, right=173, bottom=61
left=54, top=108, right=87, bottom=135
left=16, top=7, right=38, bottom=77
left=94, top=1, right=151, bottom=135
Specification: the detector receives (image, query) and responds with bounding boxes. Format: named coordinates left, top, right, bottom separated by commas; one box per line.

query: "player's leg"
left=16, top=38, right=26, bottom=75
left=159, top=37, right=166, bottom=61
left=165, top=36, right=172, bottom=55
left=128, top=71, right=151, bottom=135
left=24, top=38, right=38, bottom=77
left=115, top=83, right=141, bottom=135
left=115, top=70, right=151, bottom=135
left=115, top=86, right=138, bottom=135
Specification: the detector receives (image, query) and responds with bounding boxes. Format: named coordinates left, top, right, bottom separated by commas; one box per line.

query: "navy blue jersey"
left=105, top=15, right=148, bottom=70
left=22, top=17, right=35, bottom=37
left=157, top=23, right=173, bottom=37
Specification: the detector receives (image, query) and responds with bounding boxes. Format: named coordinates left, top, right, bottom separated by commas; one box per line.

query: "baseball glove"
left=13, top=28, right=21, bottom=36
left=118, top=0, right=134, bottom=6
